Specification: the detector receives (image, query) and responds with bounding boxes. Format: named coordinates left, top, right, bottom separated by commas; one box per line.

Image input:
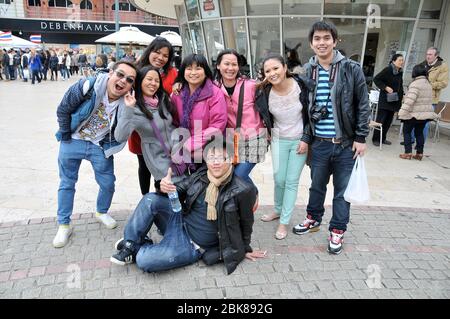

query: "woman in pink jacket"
left=171, top=54, right=227, bottom=168
left=214, top=49, right=268, bottom=210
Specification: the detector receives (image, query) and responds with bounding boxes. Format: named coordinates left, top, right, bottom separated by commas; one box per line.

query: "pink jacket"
left=171, top=79, right=227, bottom=153
left=218, top=78, right=265, bottom=139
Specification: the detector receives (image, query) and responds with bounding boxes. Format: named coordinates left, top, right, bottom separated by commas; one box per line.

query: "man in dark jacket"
left=111, top=139, right=266, bottom=275
left=292, top=21, right=370, bottom=255
left=372, top=54, right=404, bottom=146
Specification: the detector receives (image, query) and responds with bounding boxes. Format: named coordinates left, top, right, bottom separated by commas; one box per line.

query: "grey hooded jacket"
left=114, top=101, right=181, bottom=182
left=302, top=50, right=370, bottom=147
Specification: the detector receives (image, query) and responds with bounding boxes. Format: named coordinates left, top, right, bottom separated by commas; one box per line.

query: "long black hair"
left=257, top=53, right=292, bottom=90
left=136, top=36, right=174, bottom=74
left=175, top=53, right=213, bottom=89
left=134, top=65, right=174, bottom=120
left=213, top=49, right=241, bottom=84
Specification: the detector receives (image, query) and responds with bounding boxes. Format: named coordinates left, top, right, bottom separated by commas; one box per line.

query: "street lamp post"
left=115, top=0, right=120, bottom=60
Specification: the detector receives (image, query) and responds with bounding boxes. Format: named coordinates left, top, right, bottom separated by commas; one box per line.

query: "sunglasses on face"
left=114, top=70, right=135, bottom=84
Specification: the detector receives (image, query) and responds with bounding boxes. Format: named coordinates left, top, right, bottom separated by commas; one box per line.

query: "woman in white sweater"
left=398, top=64, right=438, bottom=160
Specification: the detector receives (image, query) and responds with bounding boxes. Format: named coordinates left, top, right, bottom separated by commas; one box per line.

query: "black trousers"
left=137, top=154, right=151, bottom=195
left=402, top=119, right=426, bottom=154
left=372, top=109, right=395, bottom=143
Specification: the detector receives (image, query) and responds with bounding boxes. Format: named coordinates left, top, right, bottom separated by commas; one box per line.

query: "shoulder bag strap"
left=235, top=80, right=245, bottom=132
left=233, top=81, right=245, bottom=164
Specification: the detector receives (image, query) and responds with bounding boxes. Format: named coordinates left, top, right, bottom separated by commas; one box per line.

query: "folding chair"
left=433, top=104, right=447, bottom=142
left=368, top=89, right=382, bottom=150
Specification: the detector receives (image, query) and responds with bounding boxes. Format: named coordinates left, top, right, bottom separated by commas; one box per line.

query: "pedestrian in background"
left=372, top=54, right=404, bottom=146
left=398, top=64, right=438, bottom=161
left=29, top=49, right=42, bottom=85
left=49, top=50, right=59, bottom=81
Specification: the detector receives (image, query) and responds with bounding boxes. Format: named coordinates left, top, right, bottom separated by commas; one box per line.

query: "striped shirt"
left=314, top=66, right=336, bottom=138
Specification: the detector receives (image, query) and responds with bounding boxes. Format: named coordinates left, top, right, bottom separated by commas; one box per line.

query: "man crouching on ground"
left=110, top=139, right=266, bottom=274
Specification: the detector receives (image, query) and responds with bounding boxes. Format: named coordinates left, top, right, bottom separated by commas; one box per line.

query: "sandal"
left=260, top=213, right=280, bottom=222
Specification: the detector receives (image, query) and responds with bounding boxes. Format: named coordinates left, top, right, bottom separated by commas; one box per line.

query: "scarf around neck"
left=205, top=165, right=233, bottom=221
left=143, top=95, right=159, bottom=109
left=180, top=84, right=204, bottom=130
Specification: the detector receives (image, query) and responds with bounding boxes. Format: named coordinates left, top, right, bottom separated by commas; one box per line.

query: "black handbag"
left=386, top=92, right=399, bottom=102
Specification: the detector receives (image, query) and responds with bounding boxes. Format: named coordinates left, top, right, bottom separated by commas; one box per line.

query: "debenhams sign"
left=40, top=21, right=115, bottom=33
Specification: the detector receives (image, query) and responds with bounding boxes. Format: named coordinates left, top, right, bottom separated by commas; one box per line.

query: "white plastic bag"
left=23, top=69, right=29, bottom=79
left=344, top=156, right=370, bottom=204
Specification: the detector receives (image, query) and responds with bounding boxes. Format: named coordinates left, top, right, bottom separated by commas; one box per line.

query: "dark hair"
left=175, top=54, right=213, bottom=89
left=203, top=136, right=234, bottom=161
left=97, top=54, right=108, bottom=68
left=391, top=53, right=403, bottom=63
left=136, top=36, right=174, bottom=74
left=286, top=48, right=302, bottom=70
left=257, top=53, right=292, bottom=89
left=112, top=60, right=137, bottom=73
left=308, top=20, right=338, bottom=44
left=412, top=64, right=428, bottom=79
left=213, top=49, right=241, bottom=84
left=134, top=65, right=174, bottom=121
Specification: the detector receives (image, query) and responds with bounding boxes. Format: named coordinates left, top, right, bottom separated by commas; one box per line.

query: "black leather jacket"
left=303, top=51, right=370, bottom=147
left=175, top=166, right=257, bottom=275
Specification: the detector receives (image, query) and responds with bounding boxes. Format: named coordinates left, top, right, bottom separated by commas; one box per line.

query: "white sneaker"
left=53, top=225, right=72, bottom=248
left=96, top=213, right=117, bottom=229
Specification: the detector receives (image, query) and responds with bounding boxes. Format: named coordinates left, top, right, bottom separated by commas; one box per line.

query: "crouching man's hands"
left=160, top=167, right=177, bottom=194
left=245, top=250, right=267, bottom=261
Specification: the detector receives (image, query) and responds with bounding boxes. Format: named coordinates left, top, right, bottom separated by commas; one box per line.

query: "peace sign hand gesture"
left=124, top=89, right=136, bottom=108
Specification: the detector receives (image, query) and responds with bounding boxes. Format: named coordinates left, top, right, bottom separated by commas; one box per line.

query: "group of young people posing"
left=53, top=21, right=369, bottom=275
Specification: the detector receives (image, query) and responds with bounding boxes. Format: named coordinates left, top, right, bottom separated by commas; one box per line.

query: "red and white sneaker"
left=292, top=214, right=321, bottom=235
left=327, top=229, right=344, bottom=255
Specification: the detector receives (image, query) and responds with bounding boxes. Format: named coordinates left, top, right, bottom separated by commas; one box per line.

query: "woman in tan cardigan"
left=398, top=64, right=438, bottom=160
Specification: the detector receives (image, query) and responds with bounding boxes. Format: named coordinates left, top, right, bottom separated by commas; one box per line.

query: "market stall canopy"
left=0, top=34, right=40, bottom=49
left=130, top=0, right=183, bottom=19
left=95, top=26, right=155, bottom=45
left=159, top=31, right=182, bottom=47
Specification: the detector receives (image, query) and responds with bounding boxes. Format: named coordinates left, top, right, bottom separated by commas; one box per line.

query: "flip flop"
left=260, top=213, right=280, bottom=222
left=275, top=230, right=287, bottom=240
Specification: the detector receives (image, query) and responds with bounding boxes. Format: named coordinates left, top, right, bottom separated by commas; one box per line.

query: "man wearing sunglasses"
left=53, top=61, right=137, bottom=248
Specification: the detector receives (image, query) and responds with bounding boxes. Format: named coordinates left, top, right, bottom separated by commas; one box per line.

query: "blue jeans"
left=306, top=139, right=355, bottom=231
left=234, top=162, right=256, bottom=187
left=411, top=104, right=437, bottom=141
left=57, top=139, right=115, bottom=225
left=124, top=193, right=201, bottom=273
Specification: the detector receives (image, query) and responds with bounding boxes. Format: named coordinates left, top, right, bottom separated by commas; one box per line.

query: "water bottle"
left=168, top=191, right=182, bottom=213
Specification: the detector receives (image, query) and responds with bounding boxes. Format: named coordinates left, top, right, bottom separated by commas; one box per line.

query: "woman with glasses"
left=115, top=65, right=183, bottom=191
left=170, top=53, right=227, bottom=169
left=255, top=54, right=312, bottom=240
left=128, top=37, right=178, bottom=195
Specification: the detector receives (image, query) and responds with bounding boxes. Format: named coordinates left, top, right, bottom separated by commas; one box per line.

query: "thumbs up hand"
left=160, top=167, right=177, bottom=194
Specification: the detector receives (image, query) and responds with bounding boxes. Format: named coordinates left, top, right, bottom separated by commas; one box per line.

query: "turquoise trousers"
left=271, top=137, right=307, bottom=225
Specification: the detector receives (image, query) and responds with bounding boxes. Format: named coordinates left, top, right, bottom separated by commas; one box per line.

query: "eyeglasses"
left=114, top=70, right=135, bottom=85
left=206, top=155, right=230, bottom=163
